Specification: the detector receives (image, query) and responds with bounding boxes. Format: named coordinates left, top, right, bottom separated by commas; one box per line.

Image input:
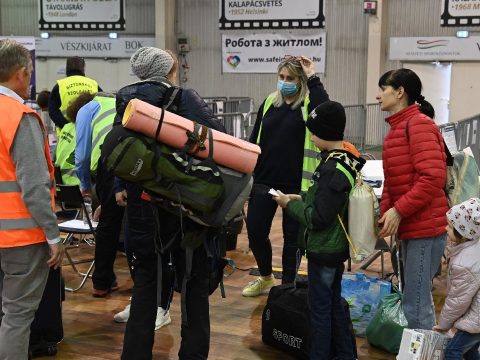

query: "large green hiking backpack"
left=100, top=87, right=252, bottom=228
left=103, top=125, right=225, bottom=214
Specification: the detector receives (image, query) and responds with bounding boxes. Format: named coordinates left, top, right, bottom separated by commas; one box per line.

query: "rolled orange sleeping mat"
left=122, top=99, right=261, bottom=174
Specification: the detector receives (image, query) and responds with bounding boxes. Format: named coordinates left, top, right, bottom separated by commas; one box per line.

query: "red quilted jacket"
left=381, top=104, right=448, bottom=240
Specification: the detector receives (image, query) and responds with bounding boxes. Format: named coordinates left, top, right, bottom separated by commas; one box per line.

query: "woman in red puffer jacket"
left=376, top=68, right=448, bottom=330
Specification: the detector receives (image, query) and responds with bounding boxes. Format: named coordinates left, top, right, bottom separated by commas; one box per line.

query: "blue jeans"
left=308, top=261, right=355, bottom=360
left=445, top=330, right=480, bottom=360
left=401, top=233, right=446, bottom=329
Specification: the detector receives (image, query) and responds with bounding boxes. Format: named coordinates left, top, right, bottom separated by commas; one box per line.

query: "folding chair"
left=56, top=184, right=97, bottom=292
left=359, top=236, right=392, bottom=278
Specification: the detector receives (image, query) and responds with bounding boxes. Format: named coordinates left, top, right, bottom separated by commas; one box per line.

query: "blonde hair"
left=165, top=49, right=178, bottom=79
left=0, top=39, right=31, bottom=82
left=272, top=58, right=308, bottom=110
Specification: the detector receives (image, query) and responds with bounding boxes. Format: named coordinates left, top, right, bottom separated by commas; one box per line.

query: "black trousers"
left=246, top=187, right=300, bottom=283
left=92, top=160, right=125, bottom=290
left=121, top=185, right=211, bottom=360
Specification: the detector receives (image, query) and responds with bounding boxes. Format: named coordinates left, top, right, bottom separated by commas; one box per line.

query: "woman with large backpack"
left=113, top=47, right=226, bottom=360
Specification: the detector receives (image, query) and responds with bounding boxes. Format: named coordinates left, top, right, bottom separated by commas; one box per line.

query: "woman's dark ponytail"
left=379, top=68, right=436, bottom=119
left=417, top=95, right=435, bottom=119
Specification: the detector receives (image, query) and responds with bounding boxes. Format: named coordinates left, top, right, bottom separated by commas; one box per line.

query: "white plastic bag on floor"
left=347, top=177, right=379, bottom=263
left=397, top=328, right=451, bottom=360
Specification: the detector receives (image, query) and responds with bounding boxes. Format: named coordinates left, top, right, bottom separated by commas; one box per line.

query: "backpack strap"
left=405, top=117, right=454, bottom=166
left=181, top=245, right=194, bottom=327
left=153, top=85, right=181, bottom=141
left=323, top=152, right=360, bottom=257
left=155, top=252, right=175, bottom=313
left=163, top=86, right=182, bottom=113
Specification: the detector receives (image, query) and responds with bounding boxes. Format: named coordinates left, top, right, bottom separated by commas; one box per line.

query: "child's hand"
left=273, top=190, right=300, bottom=208
left=432, top=325, right=447, bottom=333
left=288, top=194, right=302, bottom=201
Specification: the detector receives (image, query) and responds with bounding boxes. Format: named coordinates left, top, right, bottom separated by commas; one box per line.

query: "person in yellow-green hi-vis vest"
left=74, top=92, right=125, bottom=298
left=53, top=91, right=99, bottom=186
left=74, top=93, right=116, bottom=197
left=241, top=55, right=330, bottom=298
left=53, top=120, right=79, bottom=185
left=48, top=57, right=100, bottom=130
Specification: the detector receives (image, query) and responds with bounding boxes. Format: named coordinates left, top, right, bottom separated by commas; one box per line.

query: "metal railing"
left=214, top=112, right=251, bottom=139
left=438, top=114, right=480, bottom=167
left=344, top=103, right=389, bottom=151
left=205, top=97, right=254, bottom=116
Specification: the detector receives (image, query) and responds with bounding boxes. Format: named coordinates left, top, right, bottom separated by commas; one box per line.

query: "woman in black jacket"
left=114, top=47, right=225, bottom=360
left=242, top=56, right=329, bottom=297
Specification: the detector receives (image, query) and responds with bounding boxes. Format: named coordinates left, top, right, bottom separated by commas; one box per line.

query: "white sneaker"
left=155, top=307, right=172, bottom=330
left=113, top=304, right=130, bottom=323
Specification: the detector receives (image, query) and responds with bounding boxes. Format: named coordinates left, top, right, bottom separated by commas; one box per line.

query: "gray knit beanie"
left=130, top=47, right=174, bottom=80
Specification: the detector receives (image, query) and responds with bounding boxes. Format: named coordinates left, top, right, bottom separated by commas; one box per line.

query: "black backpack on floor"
left=262, top=281, right=357, bottom=359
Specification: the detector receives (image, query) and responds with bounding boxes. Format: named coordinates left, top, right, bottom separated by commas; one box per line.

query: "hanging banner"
left=222, top=33, right=326, bottom=73
left=35, top=36, right=155, bottom=58
left=390, top=36, right=480, bottom=61
left=39, top=0, right=126, bottom=30
left=219, top=0, right=325, bottom=29
left=441, top=0, right=480, bottom=26
left=0, top=36, right=36, bottom=100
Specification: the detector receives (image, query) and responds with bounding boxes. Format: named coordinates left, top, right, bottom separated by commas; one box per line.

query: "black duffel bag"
left=262, top=281, right=357, bottom=359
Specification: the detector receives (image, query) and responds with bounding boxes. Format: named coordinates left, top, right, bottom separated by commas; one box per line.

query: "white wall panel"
left=0, top=0, right=155, bottom=36
left=35, top=58, right=137, bottom=95
left=322, top=0, right=368, bottom=105
left=385, top=0, right=480, bottom=121
left=177, top=0, right=368, bottom=111
left=3, top=0, right=480, bottom=121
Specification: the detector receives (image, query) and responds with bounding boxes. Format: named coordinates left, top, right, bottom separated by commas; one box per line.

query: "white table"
left=359, top=160, right=390, bottom=272
left=362, top=160, right=384, bottom=198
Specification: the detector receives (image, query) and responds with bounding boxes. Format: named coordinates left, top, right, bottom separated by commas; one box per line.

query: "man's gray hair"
left=0, top=39, right=31, bottom=82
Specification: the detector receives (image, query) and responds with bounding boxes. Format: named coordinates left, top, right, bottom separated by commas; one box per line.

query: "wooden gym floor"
left=43, top=208, right=448, bottom=360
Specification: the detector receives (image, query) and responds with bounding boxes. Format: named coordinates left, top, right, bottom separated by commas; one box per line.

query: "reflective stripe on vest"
left=258, top=93, right=319, bottom=192
left=336, top=162, right=355, bottom=188
left=90, top=96, right=116, bottom=173
left=57, top=75, right=99, bottom=120
left=0, top=95, right=56, bottom=247
left=55, top=122, right=80, bottom=185
left=0, top=217, right=39, bottom=230
left=0, top=181, right=20, bottom=192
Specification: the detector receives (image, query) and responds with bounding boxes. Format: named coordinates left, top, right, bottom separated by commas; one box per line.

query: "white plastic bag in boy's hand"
left=348, top=180, right=379, bottom=263
left=268, top=188, right=279, bottom=197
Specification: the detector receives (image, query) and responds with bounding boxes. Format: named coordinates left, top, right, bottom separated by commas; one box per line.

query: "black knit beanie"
left=306, top=101, right=346, bottom=141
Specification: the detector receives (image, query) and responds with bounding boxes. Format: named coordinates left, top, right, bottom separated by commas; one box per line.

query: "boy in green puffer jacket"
left=274, top=101, right=364, bottom=360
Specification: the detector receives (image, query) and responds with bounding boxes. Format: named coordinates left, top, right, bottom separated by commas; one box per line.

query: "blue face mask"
left=277, top=80, right=298, bottom=96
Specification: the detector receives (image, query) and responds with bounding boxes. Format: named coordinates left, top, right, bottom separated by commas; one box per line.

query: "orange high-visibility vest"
left=0, top=95, right=55, bottom=248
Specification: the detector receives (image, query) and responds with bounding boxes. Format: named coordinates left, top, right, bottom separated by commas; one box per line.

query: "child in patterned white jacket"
left=433, top=197, right=480, bottom=360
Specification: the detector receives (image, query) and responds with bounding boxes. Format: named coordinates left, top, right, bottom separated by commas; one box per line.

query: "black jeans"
left=246, top=187, right=300, bottom=283
left=121, top=186, right=211, bottom=360
left=92, top=160, right=125, bottom=290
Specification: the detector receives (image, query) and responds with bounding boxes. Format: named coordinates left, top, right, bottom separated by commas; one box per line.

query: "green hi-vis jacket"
left=257, top=93, right=319, bottom=192
left=54, top=122, right=79, bottom=185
